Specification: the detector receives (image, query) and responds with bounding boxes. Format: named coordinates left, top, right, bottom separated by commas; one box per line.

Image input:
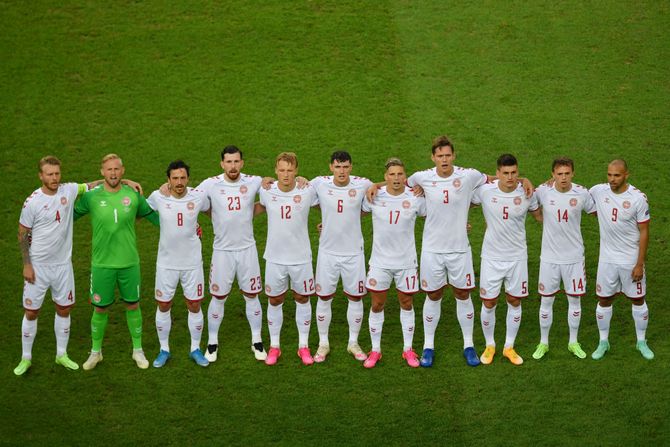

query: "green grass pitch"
left=1, top=1, right=669, bottom=445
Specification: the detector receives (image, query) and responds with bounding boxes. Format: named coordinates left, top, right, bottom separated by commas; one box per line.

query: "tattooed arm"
left=18, top=225, right=35, bottom=284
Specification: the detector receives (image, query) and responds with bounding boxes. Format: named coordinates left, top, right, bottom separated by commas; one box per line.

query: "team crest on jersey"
left=421, top=279, right=428, bottom=288
left=265, top=285, right=272, bottom=293
left=480, top=287, right=486, bottom=296
left=122, top=197, right=131, bottom=206
left=187, top=201, right=195, bottom=210
left=156, top=289, right=163, bottom=298
left=453, top=179, right=461, bottom=188
left=514, top=197, right=522, bottom=205
left=211, top=284, right=219, bottom=292
left=240, top=185, right=248, bottom=194
left=622, top=200, right=631, bottom=209
left=368, top=278, right=377, bottom=287
left=596, top=284, right=602, bottom=293
left=93, top=294, right=101, bottom=303
left=315, top=284, right=322, bottom=293
left=24, top=298, right=33, bottom=306
left=570, top=198, right=578, bottom=207
left=293, top=195, right=302, bottom=203
left=60, top=196, right=67, bottom=205
left=348, top=189, right=357, bottom=198
left=402, top=200, right=411, bottom=209
left=539, top=283, right=545, bottom=292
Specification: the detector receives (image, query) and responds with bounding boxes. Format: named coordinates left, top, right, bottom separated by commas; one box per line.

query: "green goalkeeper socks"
left=126, top=307, right=143, bottom=350
left=91, top=311, right=109, bottom=352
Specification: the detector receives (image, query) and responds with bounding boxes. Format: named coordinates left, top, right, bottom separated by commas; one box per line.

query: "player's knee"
left=185, top=300, right=201, bottom=313
left=428, top=289, right=444, bottom=300
left=506, top=295, right=521, bottom=307
left=55, top=305, right=72, bottom=317
left=631, top=297, right=645, bottom=306
left=25, top=309, right=40, bottom=320
left=483, top=298, right=497, bottom=309
left=157, top=301, right=172, bottom=312
left=453, top=288, right=469, bottom=300
left=294, top=294, right=310, bottom=304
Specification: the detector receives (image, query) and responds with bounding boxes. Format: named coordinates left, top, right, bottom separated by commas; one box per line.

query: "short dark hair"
left=330, top=150, right=352, bottom=164
left=166, top=160, right=190, bottom=178
left=552, top=157, right=574, bottom=172
left=221, top=145, right=243, bottom=161
left=497, top=153, right=518, bottom=168
left=431, top=135, right=454, bottom=155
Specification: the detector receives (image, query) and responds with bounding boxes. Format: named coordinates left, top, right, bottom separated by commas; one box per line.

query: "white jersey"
left=472, top=181, right=539, bottom=261
left=535, top=183, right=596, bottom=264
left=196, top=173, right=262, bottom=251
left=408, top=166, right=486, bottom=253
left=260, top=183, right=318, bottom=265
left=362, top=186, right=426, bottom=269
left=311, top=175, right=372, bottom=256
left=590, top=183, right=650, bottom=265
left=147, top=188, right=210, bottom=269
left=19, top=183, right=82, bottom=265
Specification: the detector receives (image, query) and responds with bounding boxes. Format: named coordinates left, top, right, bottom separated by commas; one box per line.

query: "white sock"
left=316, top=298, right=332, bottom=346
left=188, top=309, right=204, bottom=352
left=596, top=304, right=612, bottom=342
left=54, top=314, right=70, bottom=356
left=295, top=300, right=312, bottom=348
left=347, top=299, right=364, bottom=344
left=21, top=316, right=37, bottom=360
left=456, top=297, right=475, bottom=349
left=267, top=303, right=283, bottom=348
left=631, top=303, right=649, bottom=342
left=206, top=297, right=226, bottom=346
left=244, top=296, right=263, bottom=344
left=539, top=296, right=555, bottom=345
left=422, top=297, right=441, bottom=349
left=480, top=305, right=496, bottom=347
left=504, top=304, right=522, bottom=348
left=155, top=308, right=172, bottom=352
left=567, top=296, right=581, bottom=344
left=369, top=310, right=384, bottom=352
left=400, top=308, right=415, bottom=351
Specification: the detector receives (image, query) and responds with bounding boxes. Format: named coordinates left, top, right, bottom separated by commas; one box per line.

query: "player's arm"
left=18, top=224, right=35, bottom=284
left=121, top=179, right=143, bottom=195
left=365, top=181, right=386, bottom=202
left=632, top=221, right=649, bottom=282
left=83, top=180, right=101, bottom=192
left=254, top=202, right=266, bottom=217
left=486, top=174, right=534, bottom=198
left=530, top=207, right=543, bottom=223
left=137, top=194, right=160, bottom=226
left=73, top=192, right=90, bottom=220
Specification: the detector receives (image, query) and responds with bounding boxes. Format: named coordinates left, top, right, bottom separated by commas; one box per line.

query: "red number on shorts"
left=228, top=196, right=241, bottom=211
left=405, top=274, right=417, bottom=290
left=558, top=209, right=568, bottom=222
left=197, top=284, right=203, bottom=296
left=466, top=273, right=472, bottom=287
left=55, top=210, right=61, bottom=223
left=358, top=281, right=365, bottom=294
left=443, top=189, right=449, bottom=204
left=572, top=278, right=584, bottom=292
left=177, top=212, right=184, bottom=226
left=250, top=276, right=262, bottom=291
left=67, top=290, right=74, bottom=301
left=389, top=210, right=400, bottom=224
left=521, top=281, right=528, bottom=294
left=636, top=282, right=643, bottom=295
left=303, top=278, right=314, bottom=293
left=337, top=199, right=343, bottom=213
left=281, top=205, right=292, bottom=219
left=502, top=206, right=509, bottom=220
left=611, top=208, right=618, bottom=222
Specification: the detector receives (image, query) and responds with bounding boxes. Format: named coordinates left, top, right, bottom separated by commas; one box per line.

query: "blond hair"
left=384, top=157, right=404, bottom=171
left=275, top=152, right=298, bottom=168
left=38, top=156, right=61, bottom=172
left=101, top=153, right=123, bottom=166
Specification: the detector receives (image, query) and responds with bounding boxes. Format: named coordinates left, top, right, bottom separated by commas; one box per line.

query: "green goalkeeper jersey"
left=75, top=184, right=158, bottom=268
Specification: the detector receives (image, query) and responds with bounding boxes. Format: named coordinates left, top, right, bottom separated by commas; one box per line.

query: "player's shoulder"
left=627, top=184, right=647, bottom=198
left=241, top=173, right=262, bottom=184
left=350, top=176, right=372, bottom=187
left=22, top=188, right=43, bottom=208
left=589, top=183, right=608, bottom=195
left=479, top=181, right=499, bottom=193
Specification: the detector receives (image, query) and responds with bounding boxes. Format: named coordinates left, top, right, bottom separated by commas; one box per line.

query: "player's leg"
left=563, top=261, right=587, bottom=359
left=418, top=251, right=446, bottom=367
left=534, top=261, right=560, bottom=360
left=592, top=262, right=618, bottom=360
left=153, top=268, right=178, bottom=367
left=501, top=261, right=528, bottom=366
left=396, top=268, right=419, bottom=367
left=264, top=262, right=289, bottom=365
left=341, top=253, right=368, bottom=361
left=290, top=263, right=315, bottom=365
left=364, top=267, right=391, bottom=368
left=84, top=266, right=116, bottom=370
left=205, top=250, right=234, bottom=361
left=15, top=266, right=49, bottom=375
left=237, top=246, right=265, bottom=360
left=119, top=264, right=148, bottom=369
left=183, top=268, right=208, bottom=367
left=314, top=251, right=338, bottom=362
left=52, top=263, right=77, bottom=369
left=479, top=259, right=502, bottom=365
left=621, top=266, right=653, bottom=359
left=447, top=250, right=479, bottom=366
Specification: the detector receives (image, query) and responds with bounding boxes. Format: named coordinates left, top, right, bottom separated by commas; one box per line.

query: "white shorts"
left=209, top=247, right=262, bottom=297
left=538, top=260, right=587, bottom=297
left=264, top=262, right=315, bottom=297
left=22, top=263, right=75, bottom=310
left=420, top=250, right=476, bottom=292
left=366, top=266, right=419, bottom=294
left=315, top=251, right=366, bottom=298
left=155, top=266, right=205, bottom=302
left=596, top=262, right=646, bottom=298
left=479, top=259, right=529, bottom=300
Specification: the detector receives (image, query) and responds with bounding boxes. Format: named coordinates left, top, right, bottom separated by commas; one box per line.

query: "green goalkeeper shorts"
left=90, top=264, right=141, bottom=307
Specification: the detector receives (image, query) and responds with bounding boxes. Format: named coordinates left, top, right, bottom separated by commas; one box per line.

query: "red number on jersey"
left=55, top=210, right=61, bottom=223
left=177, top=212, right=184, bottom=226
left=389, top=210, right=400, bottom=224
left=197, top=284, right=203, bottom=297
left=227, top=196, right=241, bottom=211
left=303, top=278, right=314, bottom=293
left=443, top=189, right=449, bottom=204
left=358, top=281, right=365, bottom=294
left=67, top=290, right=74, bottom=301
left=281, top=205, right=292, bottom=219
left=466, top=273, right=472, bottom=288
left=337, top=199, right=343, bottom=213
left=405, top=274, right=417, bottom=290
left=612, top=208, right=618, bottom=222
left=558, top=209, right=568, bottom=222
left=572, top=278, right=584, bottom=293
left=521, top=281, right=528, bottom=294
left=636, top=282, right=643, bottom=295
left=250, top=276, right=262, bottom=292
left=502, top=206, right=509, bottom=220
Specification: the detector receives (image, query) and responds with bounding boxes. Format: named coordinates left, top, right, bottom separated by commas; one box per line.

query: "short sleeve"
left=361, top=197, right=372, bottom=213
left=407, top=171, right=421, bottom=188
left=582, top=190, right=596, bottom=214
left=528, top=193, right=540, bottom=212
left=471, top=187, right=482, bottom=206
left=636, top=195, right=650, bottom=223
left=468, top=168, right=487, bottom=189
left=416, top=197, right=427, bottom=217
left=19, top=199, right=34, bottom=228
left=259, top=189, right=268, bottom=207
left=147, top=191, right=159, bottom=211
left=309, top=187, right=319, bottom=207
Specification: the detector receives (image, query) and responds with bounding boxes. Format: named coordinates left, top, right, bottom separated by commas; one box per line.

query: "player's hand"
left=631, top=264, right=644, bottom=282
left=296, top=176, right=309, bottom=189
left=123, top=179, right=143, bottom=195
left=261, top=177, right=275, bottom=190
left=412, top=185, right=425, bottom=197
left=23, top=264, right=35, bottom=284
left=520, top=177, right=534, bottom=198
left=159, top=182, right=170, bottom=197
left=316, top=222, right=323, bottom=235
left=466, top=222, right=472, bottom=234
left=366, top=184, right=379, bottom=203
left=196, top=223, right=203, bottom=239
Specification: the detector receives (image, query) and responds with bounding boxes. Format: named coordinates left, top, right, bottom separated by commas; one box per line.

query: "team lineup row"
left=14, top=136, right=653, bottom=375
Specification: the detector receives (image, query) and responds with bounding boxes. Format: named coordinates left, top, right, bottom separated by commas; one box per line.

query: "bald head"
left=609, top=159, right=628, bottom=172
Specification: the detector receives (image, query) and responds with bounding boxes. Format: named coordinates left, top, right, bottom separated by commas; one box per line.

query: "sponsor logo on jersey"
left=211, top=284, right=219, bottom=292
left=43, top=204, right=49, bottom=210
left=402, top=200, right=411, bottom=209
left=368, top=278, right=377, bottom=287
left=240, top=185, right=248, bottom=194
left=348, top=189, right=357, bottom=197
left=514, top=197, right=522, bottom=206
left=122, top=197, right=131, bottom=206
left=165, top=203, right=171, bottom=209
left=60, top=196, right=67, bottom=205
left=156, top=289, right=163, bottom=298
left=293, top=195, right=302, bottom=203
left=491, top=198, right=497, bottom=203
left=570, top=198, right=578, bottom=207
left=187, top=202, right=195, bottom=210
left=604, top=198, right=610, bottom=203
left=271, top=196, right=277, bottom=202
left=432, top=181, right=437, bottom=186
left=327, top=190, right=333, bottom=195
left=453, top=179, right=461, bottom=188
left=622, top=200, right=631, bottom=209
left=550, top=200, right=555, bottom=206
